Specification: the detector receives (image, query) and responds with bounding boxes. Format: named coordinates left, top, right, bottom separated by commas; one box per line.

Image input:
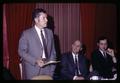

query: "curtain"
left=80, top=3, right=96, bottom=59
left=95, top=4, right=117, bottom=49
left=3, top=4, right=9, bottom=69
left=80, top=3, right=117, bottom=60
left=5, top=3, right=35, bottom=79
left=36, top=3, right=81, bottom=54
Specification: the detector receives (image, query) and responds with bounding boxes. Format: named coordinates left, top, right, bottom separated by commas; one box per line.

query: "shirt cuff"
left=112, top=56, right=117, bottom=63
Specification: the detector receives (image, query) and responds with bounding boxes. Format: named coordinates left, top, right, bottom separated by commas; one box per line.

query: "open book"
left=41, top=61, right=60, bottom=67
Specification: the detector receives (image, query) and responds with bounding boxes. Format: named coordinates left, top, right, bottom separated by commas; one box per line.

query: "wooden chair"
left=31, top=75, right=53, bottom=80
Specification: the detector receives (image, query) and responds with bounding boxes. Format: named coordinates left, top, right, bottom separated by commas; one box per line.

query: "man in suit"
left=91, top=36, right=117, bottom=79
left=18, top=8, right=56, bottom=79
left=61, top=40, right=89, bottom=80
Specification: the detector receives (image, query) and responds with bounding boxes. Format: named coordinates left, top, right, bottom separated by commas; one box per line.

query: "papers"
left=41, top=61, right=60, bottom=67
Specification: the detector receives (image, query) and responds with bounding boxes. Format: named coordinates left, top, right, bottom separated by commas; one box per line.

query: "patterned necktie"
left=41, top=30, right=48, bottom=60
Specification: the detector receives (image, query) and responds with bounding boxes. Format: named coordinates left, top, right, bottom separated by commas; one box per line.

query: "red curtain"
left=80, top=3, right=117, bottom=60
left=3, top=4, right=9, bottom=69
left=80, top=3, right=96, bottom=60
left=4, top=3, right=35, bottom=79
left=95, top=4, right=117, bottom=49
left=36, top=3, right=81, bottom=53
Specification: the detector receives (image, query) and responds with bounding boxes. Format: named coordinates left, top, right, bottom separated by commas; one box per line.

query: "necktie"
left=75, top=55, right=80, bottom=76
left=103, top=52, right=106, bottom=58
left=41, top=30, right=48, bottom=60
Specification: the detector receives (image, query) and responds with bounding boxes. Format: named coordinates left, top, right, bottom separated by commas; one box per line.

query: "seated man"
left=60, top=40, right=89, bottom=80
left=91, top=36, right=117, bottom=79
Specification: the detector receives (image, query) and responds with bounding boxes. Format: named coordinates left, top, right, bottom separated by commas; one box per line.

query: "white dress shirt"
left=35, top=25, right=46, bottom=59
left=72, top=52, right=79, bottom=63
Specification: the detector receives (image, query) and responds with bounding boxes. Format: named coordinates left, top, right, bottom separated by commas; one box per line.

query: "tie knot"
left=75, top=55, right=78, bottom=62
left=41, top=29, right=43, bottom=33
left=103, top=52, right=106, bottom=57
left=75, top=55, right=78, bottom=59
left=75, top=54, right=77, bottom=57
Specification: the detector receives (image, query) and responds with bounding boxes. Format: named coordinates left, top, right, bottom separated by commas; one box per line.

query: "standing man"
left=18, top=8, right=56, bottom=79
left=61, top=40, right=88, bottom=80
left=91, top=36, right=117, bottom=79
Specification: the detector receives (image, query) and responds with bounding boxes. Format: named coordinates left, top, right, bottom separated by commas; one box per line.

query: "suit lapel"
left=44, top=28, right=50, bottom=57
left=69, top=53, right=75, bottom=67
left=78, top=54, right=81, bottom=70
left=32, top=27, right=43, bottom=48
left=44, top=28, right=48, bottom=46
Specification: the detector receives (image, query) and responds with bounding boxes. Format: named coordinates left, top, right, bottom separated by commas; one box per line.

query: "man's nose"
left=45, top=18, right=48, bottom=22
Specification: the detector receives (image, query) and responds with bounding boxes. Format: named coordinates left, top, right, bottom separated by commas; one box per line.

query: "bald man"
left=61, top=40, right=88, bottom=80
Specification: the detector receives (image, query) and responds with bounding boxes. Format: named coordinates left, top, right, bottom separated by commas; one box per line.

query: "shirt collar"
left=72, top=52, right=78, bottom=56
left=99, top=49, right=106, bottom=56
left=35, top=25, right=44, bottom=31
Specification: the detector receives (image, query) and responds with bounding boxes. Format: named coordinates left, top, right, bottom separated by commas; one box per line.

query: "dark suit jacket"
left=60, top=52, right=88, bottom=80
left=91, top=49, right=114, bottom=78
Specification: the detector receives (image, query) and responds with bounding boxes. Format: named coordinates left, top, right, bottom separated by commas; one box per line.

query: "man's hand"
left=74, top=76, right=85, bottom=80
left=36, top=59, right=45, bottom=67
left=106, top=48, right=117, bottom=63
left=106, top=48, right=115, bottom=57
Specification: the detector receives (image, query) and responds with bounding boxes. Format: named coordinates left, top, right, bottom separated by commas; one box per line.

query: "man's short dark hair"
left=32, top=8, right=47, bottom=21
left=97, top=36, right=108, bottom=43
